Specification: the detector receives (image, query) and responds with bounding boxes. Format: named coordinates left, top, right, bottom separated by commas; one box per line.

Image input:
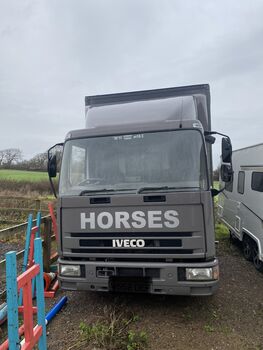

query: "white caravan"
left=218, top=143, right=263, bottom=271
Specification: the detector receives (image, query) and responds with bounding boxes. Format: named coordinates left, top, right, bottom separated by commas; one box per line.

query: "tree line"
left=0, top=148, right=220, bottom=179
left=0, top=148, right=48, bottom=171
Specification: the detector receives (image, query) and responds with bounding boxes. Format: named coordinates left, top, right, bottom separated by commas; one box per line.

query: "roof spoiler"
left=85, top=84, right=211, bottom=132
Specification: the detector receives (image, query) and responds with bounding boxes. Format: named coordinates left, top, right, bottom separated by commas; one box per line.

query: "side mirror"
left=221, top=164, right=233, bottom=182
left=222, top=137, right=232, bottom=163
left=48, top=155, right=57, bottom=178
left=47, top=142, right=63, bottom=198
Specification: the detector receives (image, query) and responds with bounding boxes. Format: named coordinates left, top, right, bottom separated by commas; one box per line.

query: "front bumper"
left=58, top=258, right=219, bottom=296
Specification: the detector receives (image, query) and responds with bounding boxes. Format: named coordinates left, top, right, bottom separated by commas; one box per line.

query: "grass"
left=204, top=324, right=215, bottom=333
left=215, top=222, right=229, bottom=240
left=0, top=170, right=55, bottom=196
left=213, top=181, right=219, bottom=190
left=213, top=179, right=229, bottom=240
left=0, top=169, right=48, bottom=182
left=69, top=307, right=148, bottom=350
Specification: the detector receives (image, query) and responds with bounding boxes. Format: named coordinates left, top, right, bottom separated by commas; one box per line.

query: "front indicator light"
left=185, top=266, right=219, bottom=281
left=60, top=264, right=81, bottom=277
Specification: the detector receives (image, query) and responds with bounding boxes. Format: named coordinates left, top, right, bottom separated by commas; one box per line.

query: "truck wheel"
left=242, top=236, right=253, bottom=261
left=252, top=243, right=263, bottom=272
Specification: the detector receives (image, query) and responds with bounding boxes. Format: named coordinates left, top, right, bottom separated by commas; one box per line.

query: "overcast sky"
left=0, top=1, right=263, bottom=166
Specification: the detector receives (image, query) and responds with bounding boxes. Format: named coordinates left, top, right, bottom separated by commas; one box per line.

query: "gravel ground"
left=43, top=239, right=263, bottom=350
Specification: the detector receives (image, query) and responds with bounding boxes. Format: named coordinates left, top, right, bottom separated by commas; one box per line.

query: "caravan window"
left=251, top=172, right=263, bottom=192
left=237, top=171, right=245, bottom=194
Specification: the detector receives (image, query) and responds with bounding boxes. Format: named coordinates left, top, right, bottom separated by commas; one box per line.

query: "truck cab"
left=48, top=84, right=232, bottom=296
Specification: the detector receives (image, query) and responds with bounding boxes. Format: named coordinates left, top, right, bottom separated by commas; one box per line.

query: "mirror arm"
left=48, top=143, right=64, bottom=156
left=211, top=187, right=225, bottom=197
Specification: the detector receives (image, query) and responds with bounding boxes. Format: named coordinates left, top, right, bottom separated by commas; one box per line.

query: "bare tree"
left=28, top=152, right=48, bottom=170
left=1, top=148, right=22, bottom=168
left=0, top=150, right=5, bottom=166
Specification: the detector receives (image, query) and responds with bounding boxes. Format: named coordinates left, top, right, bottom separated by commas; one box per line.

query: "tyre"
left=252, top=243, right=263, bottom=272
left=242, top=236, right=253, bottom=261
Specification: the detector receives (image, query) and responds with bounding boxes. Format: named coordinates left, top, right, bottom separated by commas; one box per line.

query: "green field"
left=213, top=180, right=219, bottom=189
left=0, top=169, right=49, bottom=182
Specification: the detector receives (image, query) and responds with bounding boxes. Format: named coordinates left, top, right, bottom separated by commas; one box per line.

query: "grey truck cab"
left=48, top=84, right=233, bottom=296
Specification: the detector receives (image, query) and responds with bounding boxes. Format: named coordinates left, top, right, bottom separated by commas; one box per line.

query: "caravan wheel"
left=242, top=236, right=253, bottom=261
left=252, top=244, right=263, bottom=272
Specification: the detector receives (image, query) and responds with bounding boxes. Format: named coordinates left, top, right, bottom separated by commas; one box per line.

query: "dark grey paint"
left=57, top=84, right=218, bottom=296
left=85, top=84, right=211, bottom=132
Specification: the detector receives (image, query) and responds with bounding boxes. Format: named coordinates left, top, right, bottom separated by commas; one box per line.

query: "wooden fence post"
left=43, top=218, right=52, bottom=273
left=34, top=238, right=47, bottom=350
left=5, top=252, right=19, bottom=350
left=1, top=239, right=47, bottom=350
left=19, top=214, right=33, bottom=306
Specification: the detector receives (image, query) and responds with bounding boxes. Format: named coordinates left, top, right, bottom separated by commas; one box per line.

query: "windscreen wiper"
left=79, top=188, right=136, bottom=196
left=137, top=186, right=199, bottom=194
left=137, top=186, right=174, bottom=194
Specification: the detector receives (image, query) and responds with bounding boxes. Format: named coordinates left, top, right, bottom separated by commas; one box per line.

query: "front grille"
left=79, top=238, right=182, bottom=247
left=64, top=231, right=204, bottom=260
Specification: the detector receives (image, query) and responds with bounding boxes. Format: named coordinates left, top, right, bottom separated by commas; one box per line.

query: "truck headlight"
left=185, top=266, right=219, bottom=281
left=60, top=264, right=81, bottom=277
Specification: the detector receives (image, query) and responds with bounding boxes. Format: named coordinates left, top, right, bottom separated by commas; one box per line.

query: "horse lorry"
left=218, top=143, right=263, bottom=271
left=48, top=84, right=233, bottom=296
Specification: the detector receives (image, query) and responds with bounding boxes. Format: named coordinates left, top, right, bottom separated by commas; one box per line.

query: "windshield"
left=59, top=129, right=208, bottom=195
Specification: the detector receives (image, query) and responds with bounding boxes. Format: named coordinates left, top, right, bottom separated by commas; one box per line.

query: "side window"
left=70, top=145, right=86, bottom=186
left=251, top=172, right=263, bottom=192
left=225, top=180, right=233, bottom=192
left=237, top=171, right=245, bottom=194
